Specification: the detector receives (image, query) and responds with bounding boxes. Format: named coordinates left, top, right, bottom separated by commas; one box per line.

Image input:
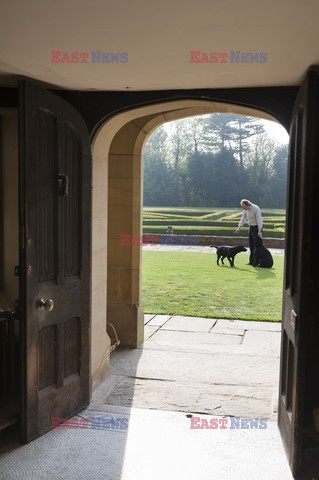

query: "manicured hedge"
left=143, top=225, right=285, bottom=238
left=143, top=219, right=277, bottom=229
left=143, top=207, right=286, bottom=238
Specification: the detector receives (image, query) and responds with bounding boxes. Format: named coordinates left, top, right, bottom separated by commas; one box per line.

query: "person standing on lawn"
left=234, top=199, right=263, bottom=266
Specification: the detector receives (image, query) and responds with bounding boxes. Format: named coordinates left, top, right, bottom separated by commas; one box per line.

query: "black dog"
left=210, top=245, right=247, bottom=267
left=255, top=245, right=273, bottom=268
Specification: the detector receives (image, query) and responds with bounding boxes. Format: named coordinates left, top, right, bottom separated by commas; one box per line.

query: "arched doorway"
left=91, top=99, right=284, bottom=384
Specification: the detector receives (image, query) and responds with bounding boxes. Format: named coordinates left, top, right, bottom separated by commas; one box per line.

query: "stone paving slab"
left=138, top=330, right=280, bottom=358
left=210, top=325, right=246, bottom=336
left=242, top=330, right=282, bottom=355
left=109, top=348, right=131, bottom=366
left=146, top=314, right=171, bottom=327
left=213, top=318, right=281, bottom=332
left=139, top=330, right=243, bottom=353
left=144, top=314, right=155, bottom=324
left=111, top=348, right=279, bottom=387
left=144, top=325, right=159, bottom=339
left=232, top=339, right=280, bottom=358
left=161, top=315, right=217, bottom=332
left=92, top=375, right=278, bottom=420
left=91, top=374, right=128, bottom=403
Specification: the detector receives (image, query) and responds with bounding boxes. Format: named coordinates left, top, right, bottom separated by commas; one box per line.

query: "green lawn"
left=142, top=250, right=284, bottom=321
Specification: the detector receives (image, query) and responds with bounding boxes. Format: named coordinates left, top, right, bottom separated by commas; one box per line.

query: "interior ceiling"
left=0, top=0, right=318, bottom=92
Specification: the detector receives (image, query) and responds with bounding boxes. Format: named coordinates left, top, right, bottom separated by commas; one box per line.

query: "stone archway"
left=90, top=100, right=282, bottom=388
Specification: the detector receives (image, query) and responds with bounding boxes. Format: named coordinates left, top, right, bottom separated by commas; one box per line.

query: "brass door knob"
left=37, top=298, right=55, bottom=312
left=45, top=299, right=54, bottom=311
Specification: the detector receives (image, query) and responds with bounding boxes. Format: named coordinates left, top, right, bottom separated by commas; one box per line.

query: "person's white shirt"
left=238, top=203, right=263, bottom=231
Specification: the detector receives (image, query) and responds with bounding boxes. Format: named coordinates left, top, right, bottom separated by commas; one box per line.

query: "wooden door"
left=279, top=68, right=319, bottom=477
left=18, top=80, right=92, bottom=442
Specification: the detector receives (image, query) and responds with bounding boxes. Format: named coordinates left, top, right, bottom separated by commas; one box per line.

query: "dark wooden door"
left=18, top=81, right=92, bottom=442
left=279, top=68, right=319, bottom=477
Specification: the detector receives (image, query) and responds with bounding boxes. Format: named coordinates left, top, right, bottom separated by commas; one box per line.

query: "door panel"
left=18, top=81, right=92, bottom=442
left=279, top=68, right=319, bottom=477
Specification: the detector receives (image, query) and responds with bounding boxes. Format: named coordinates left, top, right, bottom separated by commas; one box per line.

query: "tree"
left=143, top=126, right=174, bottom=205
left=166, top=120, right=192, bottom=204
left=144, top=125, right=168, bottom=157
left=143, top=115, right=288, bottom=208
left=187, top=151, right=218, bottom=205
left=188, top=116, right=206, bottom=154
left=202, top=113, right=236, bottom=154
left=244, top=134, right=286, bottom=207
left=228, top=115, right=265, bottom=170
left=270, top=145, right=288, bottom=208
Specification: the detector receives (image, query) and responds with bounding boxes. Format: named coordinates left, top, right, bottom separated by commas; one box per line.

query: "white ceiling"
left=0, top=0, right=318, bottom=91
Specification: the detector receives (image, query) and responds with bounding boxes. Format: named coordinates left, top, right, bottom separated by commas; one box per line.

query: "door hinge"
left=14, top=265, right=20, bottom=277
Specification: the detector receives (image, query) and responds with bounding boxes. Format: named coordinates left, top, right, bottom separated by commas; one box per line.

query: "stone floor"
left=0, top=316, right=294, bottom=479
left=93, top=315, right=281, bottom=420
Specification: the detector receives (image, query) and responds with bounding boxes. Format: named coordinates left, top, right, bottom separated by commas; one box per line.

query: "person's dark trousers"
left=249, top=225, right=263, bottom=265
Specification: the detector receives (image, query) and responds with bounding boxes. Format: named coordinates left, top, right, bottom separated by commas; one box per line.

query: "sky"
left=258, top=119, right=289, bottom=145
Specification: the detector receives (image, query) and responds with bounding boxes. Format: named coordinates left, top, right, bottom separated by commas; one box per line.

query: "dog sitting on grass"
left=210, top=245, right=247, bottom=267
left=255, top=245, right=274, bottom=268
